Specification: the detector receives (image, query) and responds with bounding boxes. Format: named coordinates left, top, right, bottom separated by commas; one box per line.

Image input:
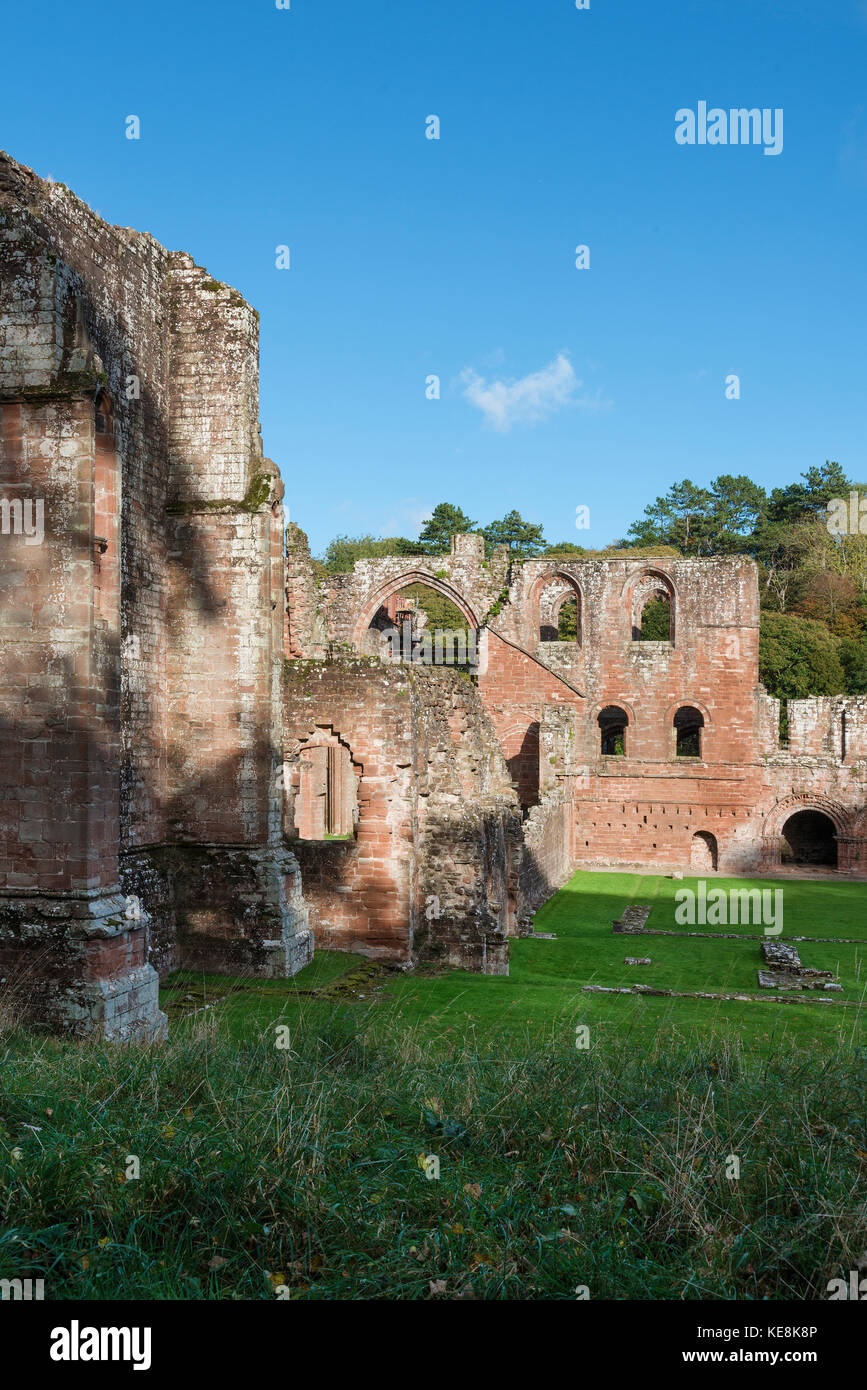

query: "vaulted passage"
left=781, top=810, right=838, bottom=868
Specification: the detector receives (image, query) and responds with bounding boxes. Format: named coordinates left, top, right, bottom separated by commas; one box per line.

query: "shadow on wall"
left=506, top=722, right=541, bottom=811
left=0, top=258, right=295, bottom=1029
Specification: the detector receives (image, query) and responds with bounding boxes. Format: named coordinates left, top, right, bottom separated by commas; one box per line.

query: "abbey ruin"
left=1, top=151, right=865, bottom=1040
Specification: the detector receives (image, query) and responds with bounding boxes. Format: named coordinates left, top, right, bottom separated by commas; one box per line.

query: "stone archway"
left=690, top=831, right=718, bottom=872
left=352, top=570, right=481, bottom=656
left=625, top=569, right=675, bottom=643
left=761, top=795, right=850, bottom=872
left=781, top=810, right=837, bottom=868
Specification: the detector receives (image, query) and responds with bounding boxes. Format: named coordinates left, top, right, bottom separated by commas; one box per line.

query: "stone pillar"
left=0, top=393, right=165, bottom=1039
left=160, top=258, right=311, bottom=977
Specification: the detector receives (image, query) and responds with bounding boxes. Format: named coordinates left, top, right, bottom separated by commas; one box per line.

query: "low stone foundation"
left=612, top=905, right=652, bottom=934
left=757, top=940, right=840, bottom=992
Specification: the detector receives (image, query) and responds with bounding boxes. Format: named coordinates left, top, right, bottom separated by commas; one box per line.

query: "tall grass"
left=1, top=1011, right=865, bottom=1300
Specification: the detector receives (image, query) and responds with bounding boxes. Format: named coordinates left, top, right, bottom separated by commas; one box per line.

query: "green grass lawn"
left=2, top=871, right=865, bottom=1301
left=160, top=871, right=867, bottom=1056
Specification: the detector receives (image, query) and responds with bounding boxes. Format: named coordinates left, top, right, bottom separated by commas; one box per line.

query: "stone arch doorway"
left=781, top=810, right=837, bottom=868
left=285, top=727, right=362, bottom=842
left=690, top=831, right=718, bottom=872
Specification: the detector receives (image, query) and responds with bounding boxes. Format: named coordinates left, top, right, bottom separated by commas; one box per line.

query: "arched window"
left=674, top=706, right=704, bottom=758
left=537, top=575, right=582, bottom=644
left=366, top=582, right=477, bottom=669
left=631, top=572, right=675, bottom=642
left=598, top=706, right=628, bottom=756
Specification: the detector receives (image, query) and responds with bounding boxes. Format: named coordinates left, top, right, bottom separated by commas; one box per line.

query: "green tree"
left=482, top=509, right=546, bottom=557
left=839, top=636, right=867, bottom=693
left=544, top=541, right=586, bottom=556
left=759, top=612, right=847, bottom=699
left=707, top=474, right=768, bottom=550
left=640, top=596, right=672, bottom=640
left=626, top=479, right=713, bottom=554
left=418, top=503, right=477, bottom=554
left=557, top=596, right=579, bottom=639
left=627, top=475, right=767, bottom=555
left=765, top=460, right=853, bottom=524
left=321, top=534, right=426, bottom=573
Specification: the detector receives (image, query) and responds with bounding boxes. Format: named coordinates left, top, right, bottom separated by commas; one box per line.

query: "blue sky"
left=3, top=0, right=867, bottom=554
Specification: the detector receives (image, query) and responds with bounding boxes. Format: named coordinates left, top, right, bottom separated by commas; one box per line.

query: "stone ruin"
left=0, top=151, right=865, bottom=1038
left=613, top=906, right=653, bottom=934
left=758, top=941, right=841, bottom=992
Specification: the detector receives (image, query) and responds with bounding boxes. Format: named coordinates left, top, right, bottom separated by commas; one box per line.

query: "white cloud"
left=381, top=497, right=433, bottom=536
left=459, top=353, right=609, bottom=432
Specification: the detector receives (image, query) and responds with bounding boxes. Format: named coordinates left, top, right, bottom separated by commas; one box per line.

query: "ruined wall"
left=758, top=695, right=867, bottom=875
left=285, top=530, right=509, bottom=657
left=0, top=151, right=309, bottom=1038
left=0, top=154, right=169, bottom=1036
left=476, top=628, right=585, bottom=809
left=411, top=665, right=523, bottom=975
left=518, top=704, right=583, bottom=918
left=282, top=659, right=522, bottom=973
left=293, top=539, right=867, bottom=884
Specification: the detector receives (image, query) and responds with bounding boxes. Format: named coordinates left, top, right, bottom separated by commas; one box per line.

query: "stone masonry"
left=0, top=152, right=309, bottom=1038
left=285, top=539, right=867, bottom=918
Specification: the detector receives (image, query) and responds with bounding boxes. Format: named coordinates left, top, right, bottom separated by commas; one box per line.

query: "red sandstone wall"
left=0, top=151, right=311, bottom=1034
left=283, top=661, right=415, bottom=961
left=282, top=660, right=522, bottom=971
left=477, top=628, right=584, bottom=808
left=0, top=396, right=120, bottom=895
